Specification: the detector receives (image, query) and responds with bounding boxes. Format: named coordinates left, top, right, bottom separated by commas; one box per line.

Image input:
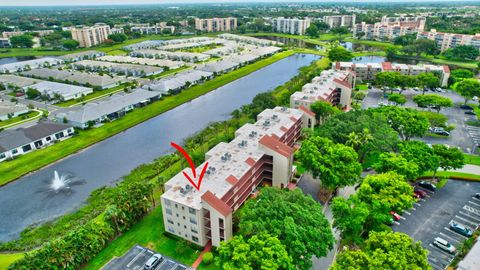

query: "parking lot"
left=362, top=88, right=478, bottom=154
left=393, top=180, right=480, bottom=270
left=101, top=245, right=191, bottom=270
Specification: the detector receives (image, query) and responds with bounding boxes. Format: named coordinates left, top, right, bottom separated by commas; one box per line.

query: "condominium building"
left=131, top=23, right=175, bottom=35
left=2, top=30, right=53, bottom=39
left=71, top=23, right=111, bottom=48
left=353, top=16, right=425, bottom=40
left=194, top=17, right=237, bottom=32
left=290, top=70, right=355, bottom=111
left=272, top=17, right=311, bottom=35
left=323, top=15, right=356, bottom=28
left=0, top=38, right=10, bottom=48
left=333, top=61, right=450, bottom=87
left=417, top=29, right=480, bottom=51
left=161, top=106, right=315, bottom=247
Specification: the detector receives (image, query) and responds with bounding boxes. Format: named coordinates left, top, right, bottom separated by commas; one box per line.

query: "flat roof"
left=162, top=106, right=304, bottom=209
left=27, top=81, right=92, bottom=97
left=0, top=100, right=28, bottom=117
left=0, top=74, right=41, bottom=87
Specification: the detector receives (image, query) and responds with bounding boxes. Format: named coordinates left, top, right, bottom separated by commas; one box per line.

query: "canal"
left=0, top=53, right=320, bottom=242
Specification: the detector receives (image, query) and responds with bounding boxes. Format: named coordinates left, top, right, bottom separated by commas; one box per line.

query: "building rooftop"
left=291, top=70, right=352, bottom=103
left=162, top=106, right=304, bottom=209
left=58, top=50, right=105, bottom=61
left=97, top=55, right=185, bottom=68
left=0, top=121, right=72, bottom=152
left=0, top=57, right=63, bottom=73
left=0, top=100, right=28, bottom=117
left=26, top=81, right=92, bottom=98
left=55, top=89, right=159, bottom=124
left=0, top=74, right=41, bottom=88
left=74, top=60, right=163, bottom=75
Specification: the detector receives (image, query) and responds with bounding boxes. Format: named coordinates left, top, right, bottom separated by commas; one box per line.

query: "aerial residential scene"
left=0, top=0, right=480, bottom=269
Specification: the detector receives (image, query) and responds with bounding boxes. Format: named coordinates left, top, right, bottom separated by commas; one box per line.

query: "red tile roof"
left=201, top=191, right=232, bottom=217
left=245, top=157, right=256, bottom=166
left=226, top=175, right=238, bottom=185
left=299, top=105, right=316, bottom=117
left=259, top=135, right=294, bottom=158
left=333, top=78, right=352, bottom=89
left=382, top=62, right=393, bottom=71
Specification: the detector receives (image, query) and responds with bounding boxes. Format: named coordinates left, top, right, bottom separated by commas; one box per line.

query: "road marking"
left=427, top=259, right=443, bottom=270
left=399, top=216, right=406, bottom=220
left=463, top=205, right=480, bottom=216
left=468, top=200, right=480, bottom=208
left=459, top=211, right=480, bottom=223
left=404, top=210, right=412, bottom=215
left=472, top=197, right=480, bottom=203
left=455, top=215, right=478, bottom=228
left=439, top=232, right=461, bottom=244
left=127, top=248, right=146, bottom=267
left=412, top=207, right=417, bottom=211
left=393, top=221, right=400, bottom=225
left=428, top=244, right=455, bottom=258
left=415, top=202, right=421, bottom=207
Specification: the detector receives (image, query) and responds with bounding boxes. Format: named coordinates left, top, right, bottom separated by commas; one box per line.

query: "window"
left=184, top=225, right=186, bottom=229
left=183, top=216, right=186, bottom=220
left=164, top=199, right=171, bottom=206
left=46, top=136, right=51, bottom=142
left=167, top=218, right=174, bottom=225
left=181, top=206, right=184, bottom=210
left=11, top=149, right=18, bottom=155
left=219, top=218, right=224, bottom=228
left=192, top=236, right=199, bottom=242
left=0, top=153, right=5, bottom=159
left=55, top=132, right=64, bottom=139
left=190, top=217, right=197, bottom=225
left=165, top=208, right=172, bottom=215
left=22, top=144, right=32, bottom=153
left=189, top=207, right=196, bottom=214
left=168, top=226, right=175, bottom=233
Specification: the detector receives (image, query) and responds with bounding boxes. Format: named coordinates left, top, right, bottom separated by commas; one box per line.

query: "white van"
left=433, top=237, right=456, bottom=254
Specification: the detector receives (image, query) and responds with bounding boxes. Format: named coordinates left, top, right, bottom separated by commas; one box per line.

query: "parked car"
left=450, top=222, right=473, bottom=237
left=418, top=181, right=436, bottom=192
left=414, top=189, right=427, bottom=198
left=390, top=211, right=401, bottom=221
left=465, top=111, right=476, bottom=115
left=144, top=254, right=163, bottom=270
left=378, top=102, right=388, bottom=107
left=460, top=105, right=474, bottom=110
left=474, top=193, right=480, bottom=199
left=430, top=127, right=450, bottom=136
left=433, top=237, right=456, bottom=254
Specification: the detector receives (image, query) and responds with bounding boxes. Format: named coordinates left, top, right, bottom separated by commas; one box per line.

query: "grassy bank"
left=0, top=50, right=301, bottom=186
left=0, top=253, right=24, bottom=270
left=422, top=171, right=480, bottom=181
left=0, top=111, right=40, bottom=128
left=464, top=154, right=480, bottom=166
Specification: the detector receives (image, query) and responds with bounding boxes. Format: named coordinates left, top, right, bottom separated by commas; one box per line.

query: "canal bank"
left=0, top=50, right=305, bottom=186
left=0, top=53, right=320, bottom=242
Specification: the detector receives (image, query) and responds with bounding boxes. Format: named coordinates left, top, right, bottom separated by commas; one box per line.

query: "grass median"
left=0, top=253, right=24, bottom=270
left=0, top=50, right=301, bottom=186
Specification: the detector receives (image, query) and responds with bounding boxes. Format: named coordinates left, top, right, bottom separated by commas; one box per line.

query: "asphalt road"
left=362, top=88, right=478, bottom=154
left=393, top=180, right=480, bottom=270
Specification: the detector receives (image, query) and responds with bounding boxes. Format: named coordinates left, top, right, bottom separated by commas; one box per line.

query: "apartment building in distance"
left=290, top=70, right=355, bottom=111
left=323, top=15, right=356, bottom=28
left=0, top=38, right=10, bottom=48
left=333, top=61, right=450, bottom=87
left=417, top=29, right=480, bottom=51
left=194, top=17, right=237, bottom=32
left=161, top=106, right=315, bottom=247
left=2, top=30, right=54, bottom=39
left=272, top=17, right=311, bottom=35
left=353, top=16, right=426, bottom=40
left=71, top=23, right=111, bottom=48
left=131, top=23, right=175, bottom=35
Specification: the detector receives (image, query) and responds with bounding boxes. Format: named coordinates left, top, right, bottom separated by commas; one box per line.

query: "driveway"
left=393, top=180, right=480, bottom=270
left=362, top=89, right=477, bottom=154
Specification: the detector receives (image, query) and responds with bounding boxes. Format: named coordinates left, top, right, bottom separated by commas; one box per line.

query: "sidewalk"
left=443, top=164, right=480, bottom=175
left=191, top=241, right=212, bottom=269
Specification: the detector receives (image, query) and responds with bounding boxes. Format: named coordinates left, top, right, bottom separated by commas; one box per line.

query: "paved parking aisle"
left=101, top=245, right=192, bottom=270
left=393, top=180, right=480, bottom=270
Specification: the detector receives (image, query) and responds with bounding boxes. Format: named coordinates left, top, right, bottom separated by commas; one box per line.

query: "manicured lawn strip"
left=343, top=38, right=399, bottom=49
left=0, top=111, right=40, bottom=128
left=147, top=65, right=191, bottom=80
left=107, top=49, right=128, bottom=56
left=0, top=253, right=24, bottom=270
left=353, top=51, right=386, bottom=57
left=355, top=84, right=369, bottom=91
left=464, top=154, right=480, bottom=166
left=245, top=32, right=329, bottom=47
left=0, top=50, right=299, bottom=186
left=422, top=171, right=480, bottom=181
left=83, top=207, right=208, bottom=270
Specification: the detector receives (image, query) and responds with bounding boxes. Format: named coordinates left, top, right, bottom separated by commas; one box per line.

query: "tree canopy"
left=216, top=233, right=294, bottom=270
left=62, top=39, right=79, bottom=50
left=108, top=33, right=128, bottom=43
left=432, top=144, right=465, bottom=178
left=399, top=140, right=439, bottom=175
left=331, top=231, right=430, bottom=270
left=455, top=78, right=480, bottom=104
left=328, top=46, right=354, bottom=62
left=296, top=136, right=362, bottom=190
left=444, top=45, right=479, bottom=60
left=237, top=187, right=334, bottom=270
left=374, top=106, right=430, bottom=140
left=387, top=93, right=407, bottom=105
left=310, top=100, right=341, bottom=124
left=450, top=69, right=474, bottom=84
left=10, top=34, right=34, bottom=48
left=373, top=152, right=420, bottom=181
left=412, top=94, right=453, bottom=112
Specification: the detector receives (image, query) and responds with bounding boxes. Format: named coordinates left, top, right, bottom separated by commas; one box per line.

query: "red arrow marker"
left=171, top=142, right=209, bottom=191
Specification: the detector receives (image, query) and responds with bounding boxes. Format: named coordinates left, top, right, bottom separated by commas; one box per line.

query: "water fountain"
left=37, top=170, right=86, bottom=196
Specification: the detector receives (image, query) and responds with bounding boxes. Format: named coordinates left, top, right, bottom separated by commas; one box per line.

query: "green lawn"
left=464, top=154, right=480, bottom=166
left=343, top=38, right=399, bottom=49
left=0, top=253, right=24, bottom=270
left=422, top=171, right=480, bottom=181
left=107, top=49, right=128, bottom=56
left=83, top=207, right=215, bottom=270
left=355, top=84, right=369, bottom=91
left=0, top=50, right=302, bottom=186
left=0, top=111, right=40, bottom=128
left=55, top=84, right=127, bottom=107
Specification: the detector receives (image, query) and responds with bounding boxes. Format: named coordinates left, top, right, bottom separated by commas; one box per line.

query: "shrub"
left=202, top=251, right=213, bottom=265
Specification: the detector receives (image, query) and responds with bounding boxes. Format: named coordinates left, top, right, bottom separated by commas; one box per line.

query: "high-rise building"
left=417, top=29, right=480, bottom=51
left=71, top=23, right=111, bottom=48
left=161, top=106, right=315, bottom=247
left=272, top=17, right=311, bottom=35
left=353, top=16, right=425, bottom=40
left=194, top=17, right=237, bottom=32
left=323, top=15, right=356, bottom=28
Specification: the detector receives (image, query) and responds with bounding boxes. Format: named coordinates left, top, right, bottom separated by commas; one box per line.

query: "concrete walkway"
left=444, top=164, right=480, bottom=175
left=191, top=241, right=211, bottom=269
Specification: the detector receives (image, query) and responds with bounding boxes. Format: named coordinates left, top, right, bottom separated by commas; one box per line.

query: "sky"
left=0, top=0, right=469, bottom=6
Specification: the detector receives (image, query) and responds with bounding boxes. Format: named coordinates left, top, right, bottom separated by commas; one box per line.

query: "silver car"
left=433, top=237, right=456, bottom=254
left=144, top=254, right=163, bottom=269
